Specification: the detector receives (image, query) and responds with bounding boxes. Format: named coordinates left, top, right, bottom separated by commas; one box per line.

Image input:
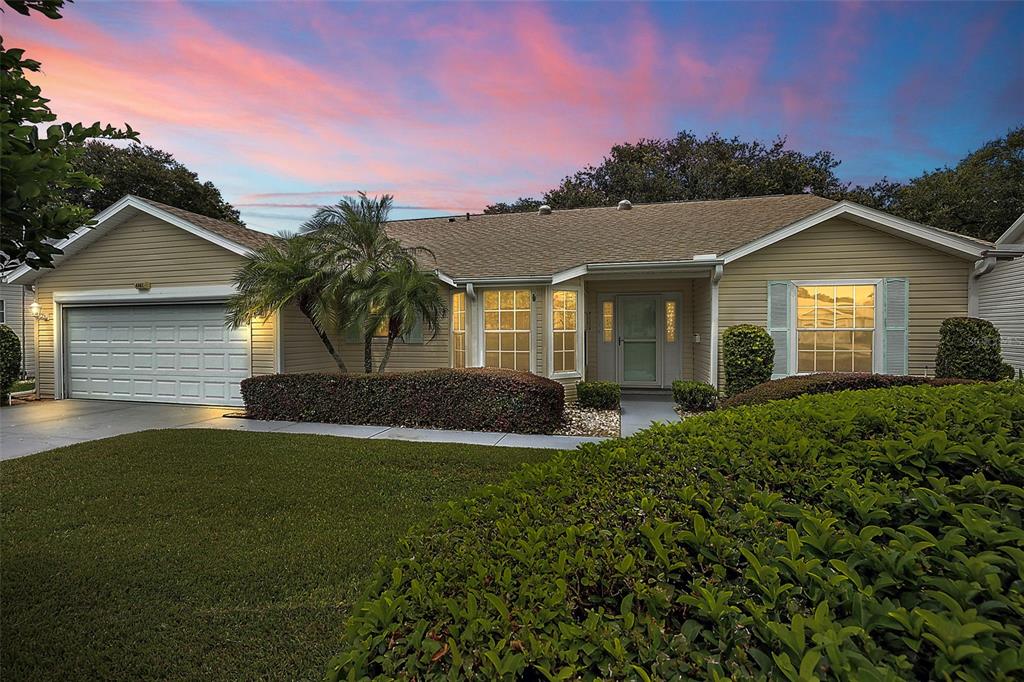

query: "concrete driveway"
left=1, top=400, right=227, bottom=460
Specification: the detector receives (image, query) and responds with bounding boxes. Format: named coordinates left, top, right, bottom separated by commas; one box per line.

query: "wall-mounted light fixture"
left=29, top=301, right=49, bottom=321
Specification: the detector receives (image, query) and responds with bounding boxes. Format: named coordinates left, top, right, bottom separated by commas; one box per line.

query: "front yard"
left=0, top=430, right=552, bottom=680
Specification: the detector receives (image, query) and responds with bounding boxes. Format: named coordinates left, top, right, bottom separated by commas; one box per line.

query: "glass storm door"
left=618, top=296, right=659, bottom=385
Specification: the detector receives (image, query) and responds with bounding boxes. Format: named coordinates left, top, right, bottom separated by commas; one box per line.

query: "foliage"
left=1000, top=363, right=1018, bottom=381
left=484, top=130, right=846, bottom=213
left=935, top=317, right=1005, bottom=381
left=721, top=372, right=975, bottom=408
left=66, top=142, right=243, bottom=224
left=359, top=259, right=445, bottom=373
left=226, top=233, right=349, bottom=372
left=242, top=368, right=565, bottom=434
left=0, top=428, right=551, bottom=680
left=847, top=127, right=1023, bottom=242
left=0, top=0, right=138, bottom=270
left=672, top=380, right=718, bottom=412
left=0, top=325, right=21, bottom=405
left=722, top=324, right=775, bottom=396
left=575, top=381, right=621, bottom=410
left=329, top=382, right=1024, bottom=680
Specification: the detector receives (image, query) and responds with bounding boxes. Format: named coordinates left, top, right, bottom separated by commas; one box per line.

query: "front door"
left=617, top=295, right=660, bottom=386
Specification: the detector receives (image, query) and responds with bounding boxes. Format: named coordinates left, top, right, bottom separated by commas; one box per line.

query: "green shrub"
left=328, top=382, right=1024, bottom=680
left=721, top=371, right=975, bottom=408
left=671, top=380, right=717, bottom=412
left=0, top=325, right=21, bottom=406
left=935, top=317, right=1004, bottom=380
left=721, top=324, right=774, bottom=396
left=575, top=381, right=620, bottom=410
left=999, top=362, right=1017, bottom=381
left=241, top=368, right=564, bottom=434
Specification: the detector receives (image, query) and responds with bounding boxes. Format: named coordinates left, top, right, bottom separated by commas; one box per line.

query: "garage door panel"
left=65, top=303, right=248, bottom=406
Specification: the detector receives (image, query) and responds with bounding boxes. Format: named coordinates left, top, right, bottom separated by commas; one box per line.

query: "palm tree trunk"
left=363, top=334, right=374, bottom=373
left=299, top=306, right=348, bottom=373
left=378, top=335, right=397, bottom=373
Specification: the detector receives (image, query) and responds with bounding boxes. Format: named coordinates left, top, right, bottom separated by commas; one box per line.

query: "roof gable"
left=7, top=195, right=275, bottom=284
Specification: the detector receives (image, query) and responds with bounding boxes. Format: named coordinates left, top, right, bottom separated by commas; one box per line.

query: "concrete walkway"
left=620, top=393, right=680, bottom=436
left=0, top=400, right=606, bottom=460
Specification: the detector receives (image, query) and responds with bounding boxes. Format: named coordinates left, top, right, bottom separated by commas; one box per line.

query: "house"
left=0, top=282, right=36, bottom=379
left=973, top=213, right=1024, bottom=372
left=6, top=193, right=1002, bottom=407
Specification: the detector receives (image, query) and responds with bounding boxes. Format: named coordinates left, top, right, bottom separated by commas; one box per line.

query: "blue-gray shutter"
left=882, top=277, right=909, bottom=375
left=767, top=281, right=793, bottom=378
left=404, top=313, right=424, bottom=343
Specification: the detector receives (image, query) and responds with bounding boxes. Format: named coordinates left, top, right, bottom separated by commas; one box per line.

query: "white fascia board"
left=722, top=201, right=988, bottom=264
left=433, top=269, right=457, bottom=287
left=53, top=284, right=238, bottom=304
left=995, top=213, right=1024, bottom=246
left=453, top=276, right=553, bottom=286
left=7, top=195, right=254, bottom=284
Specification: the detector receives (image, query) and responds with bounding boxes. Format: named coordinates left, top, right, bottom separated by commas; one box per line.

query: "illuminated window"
left=552, top=290, right=578, bottom=373
left=451, top=292, right=466, bottom=368
left=483, top=290, right=531, bottom=371
left=665, top=300, right=677, bottom=343
left=602, top=301, right=614, bottom=343
left=370, top=304, right=389, bottom=338
left=797, top=284, right=875, bottom=373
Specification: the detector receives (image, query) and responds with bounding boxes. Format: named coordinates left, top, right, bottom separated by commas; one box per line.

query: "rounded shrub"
left=671, top=380, right=717, bottom=412
left=328, top=382, right=1024, bottom=680
left=721, top=324, right=774, bottom=396
left=575, top=381, right=620, bottom=410
left=999, top=362, right=1017, bottom=381
left=935, top=317, right=1004, bottom=380
left=0, top=325, right=21, bottom=406
left=720, top=372, right=975, bottom=408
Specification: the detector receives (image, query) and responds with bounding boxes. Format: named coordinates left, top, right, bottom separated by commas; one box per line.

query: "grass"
left=10, top=378, right=34, bottom=393
left=0, top=429, right=553, bottom=681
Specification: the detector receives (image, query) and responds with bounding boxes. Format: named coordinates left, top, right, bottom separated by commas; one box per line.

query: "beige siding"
left=717, top=217, right=971, bottom=384
left=976, top=256, right=1024, bottom=372
left=691, top=278, right=713, bottom=383
left=1, top=283, right=36, bottom=377
left=31, top=214, right=277, bottom=398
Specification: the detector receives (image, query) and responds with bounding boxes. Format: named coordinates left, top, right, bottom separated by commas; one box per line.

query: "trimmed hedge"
left=0, top=325, right=21, bottom=406
left=241, top=368, right=564, bottom=434
left=671, top=380, right=718, bottom=412
left=722, top=324, right=774, bottom=396
left=328, top=382, right=1024, bottom=680
left=935, top=317, right=1005, bottom=380
left=575, top=381, right=620, bottom=410
left=720, top=372, right=975, bottom=408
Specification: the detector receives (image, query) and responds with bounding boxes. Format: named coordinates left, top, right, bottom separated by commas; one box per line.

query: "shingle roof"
left=387, top=194, right=837, bottom=279
left=135, top=197, right=278, bottom=251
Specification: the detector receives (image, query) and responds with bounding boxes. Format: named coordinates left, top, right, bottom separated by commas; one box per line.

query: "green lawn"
left=0, top=429, right=552, bottom=681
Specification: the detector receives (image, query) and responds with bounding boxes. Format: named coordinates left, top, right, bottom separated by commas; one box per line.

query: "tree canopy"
left=67, top=142, right=244, bottom=225
left=485, top=128, right=1024, bottom=242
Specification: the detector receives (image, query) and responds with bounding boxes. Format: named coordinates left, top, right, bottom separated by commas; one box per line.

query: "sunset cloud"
left=4, top=0, right=1020, bottom=231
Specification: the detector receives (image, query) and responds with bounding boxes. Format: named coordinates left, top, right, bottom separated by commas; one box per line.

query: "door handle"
left=618, top=337, right=622, bottom=346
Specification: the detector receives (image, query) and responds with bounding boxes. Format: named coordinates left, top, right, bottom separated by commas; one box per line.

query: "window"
left=602, top=301, right=614, bottom=343
left=483, top=290, right=531, bottom=371
left=451, top=292, right=466, bottom=368
left=552, top=290, right=578, bottom=373
left=665, top=300, right=677, bottom=343
left=0, top=299, right=5, bottom=324
left=797, top=284, right=875, bottom=373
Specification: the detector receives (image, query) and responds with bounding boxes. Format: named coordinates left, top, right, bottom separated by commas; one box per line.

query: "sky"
left=4, top=0, right=1022, bottom=232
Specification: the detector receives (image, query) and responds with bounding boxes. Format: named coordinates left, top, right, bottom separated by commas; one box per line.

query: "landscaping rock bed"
left=555, top=405, right=620, bottom=437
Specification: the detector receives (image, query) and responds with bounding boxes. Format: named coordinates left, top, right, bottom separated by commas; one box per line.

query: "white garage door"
left=65, top=303, right=249, bottom=406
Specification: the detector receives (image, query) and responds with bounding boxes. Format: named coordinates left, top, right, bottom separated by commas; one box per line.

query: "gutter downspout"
left=709, top=264, right=723, bottom=388
left=968, top=256, right=996, bottom=317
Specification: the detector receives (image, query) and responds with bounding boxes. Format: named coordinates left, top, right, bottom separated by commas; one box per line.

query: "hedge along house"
left=8, top=193, right=1013, bottom=407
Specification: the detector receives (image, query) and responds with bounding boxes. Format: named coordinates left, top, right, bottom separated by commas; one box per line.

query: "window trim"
left=0, top=299, right=5, bottom=324
left=789, top=278, right=883, bottom=375
left=476, top=286, right=535, bottom=373
left=546, top=285, right=584, bottom=378
left=450, top=290, right=467, bottom=369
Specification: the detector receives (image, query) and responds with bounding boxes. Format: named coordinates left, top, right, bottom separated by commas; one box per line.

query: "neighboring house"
left=973, top=213, right=1024, bottom=372
left=0, top=282, right=36, bottom=378
left=6, top=193, right=1000, bottom=406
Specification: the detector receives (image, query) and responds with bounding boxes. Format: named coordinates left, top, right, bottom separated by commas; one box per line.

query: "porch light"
left=30, top=301, right=48, bottom=321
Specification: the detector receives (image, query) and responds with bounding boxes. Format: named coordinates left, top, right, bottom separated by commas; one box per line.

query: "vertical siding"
left=30, top=213, right=277, bottom=398
left=0, top=283, right=36, bottom=377
left=717, top=217, right=971, bottom=384
left=976, top=256, right=1024, bottom=372
left=690, top=278, right=713, bottom=383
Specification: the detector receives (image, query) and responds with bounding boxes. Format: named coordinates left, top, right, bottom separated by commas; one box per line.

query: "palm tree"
left=303, top=193, right=433, bottom=373
left=226, top=233, right=349, bottom=372
left=362, top=258, right=446, bottom=373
